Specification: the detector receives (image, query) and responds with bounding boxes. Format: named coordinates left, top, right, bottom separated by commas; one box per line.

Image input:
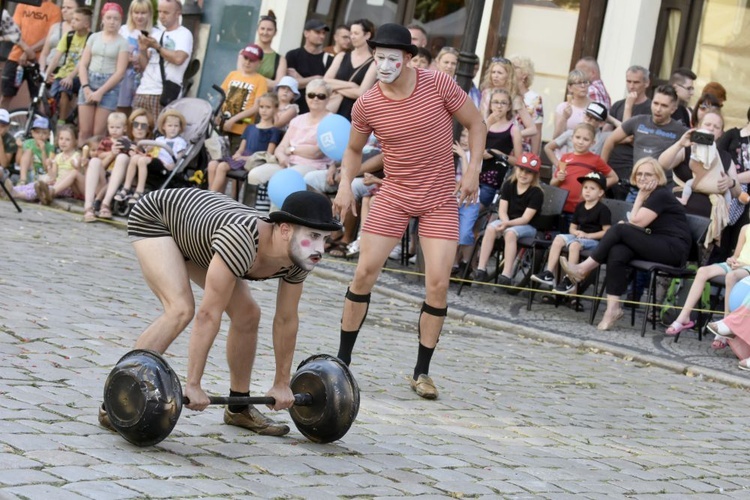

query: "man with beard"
left=99, top=189, right=340, bottom=436
left=333, top=24, right=485, bottom=400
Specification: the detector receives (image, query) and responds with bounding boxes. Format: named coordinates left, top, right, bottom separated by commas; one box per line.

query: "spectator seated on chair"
left=208, top=91, right=281, bottom=195
left=531, top=171, right=611, bottom=295
left=273, top=76, right=301, bottom=130
left=666, top=223, right=750, bottom=348
left=560, top=157, right=691, bottom=331
left=473, top=153, right=544, bottom=288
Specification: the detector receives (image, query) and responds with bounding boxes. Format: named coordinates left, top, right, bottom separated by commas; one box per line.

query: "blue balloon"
left=267, top=168, right=306, bottom=208
left=729, top=276, right=750, bottom=313
left=317, top=114, right=351, bottom=161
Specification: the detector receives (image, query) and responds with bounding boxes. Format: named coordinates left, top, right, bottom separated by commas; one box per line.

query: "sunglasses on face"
left=132, top=121, right=149, bottom=130
left=307, top=92, right=328, bottom=100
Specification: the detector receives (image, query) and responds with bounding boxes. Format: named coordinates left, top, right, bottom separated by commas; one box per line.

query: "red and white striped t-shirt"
left=351, top=69, right=467, bottom=197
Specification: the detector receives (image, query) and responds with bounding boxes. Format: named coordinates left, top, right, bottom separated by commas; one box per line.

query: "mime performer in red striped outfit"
left=333, top=23, right=486, bottom=399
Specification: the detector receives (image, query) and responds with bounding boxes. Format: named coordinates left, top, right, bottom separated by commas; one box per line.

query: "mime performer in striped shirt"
left=100, top=189, right=341, bottom=437
left=333, top=24, right=486, bottom=399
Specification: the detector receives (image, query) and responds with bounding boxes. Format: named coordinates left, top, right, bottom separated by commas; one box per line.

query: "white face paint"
left=374, top=48, right=405, bottom=84
left=288, top=226, right=327, bottom=271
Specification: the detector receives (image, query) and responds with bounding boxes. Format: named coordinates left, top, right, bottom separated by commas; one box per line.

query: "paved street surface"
left=2, top=200, right=750, bottom=499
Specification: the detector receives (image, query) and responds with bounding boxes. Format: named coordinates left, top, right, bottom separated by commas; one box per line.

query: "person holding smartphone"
left=117, top=0, right=154, bottom=115
left=659, top=109, right=742, bottom=246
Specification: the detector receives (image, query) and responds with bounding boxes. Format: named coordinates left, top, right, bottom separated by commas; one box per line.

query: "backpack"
left=56, top=30, right=91, bottom=77
left=659, top=264, right=711, bottom=326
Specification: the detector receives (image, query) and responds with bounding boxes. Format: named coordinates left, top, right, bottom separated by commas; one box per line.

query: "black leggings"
left=591, top=223, right=689, bottom=296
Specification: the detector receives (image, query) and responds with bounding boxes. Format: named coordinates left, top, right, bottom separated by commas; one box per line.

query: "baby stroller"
left=113, top=85, right=226, bottom=216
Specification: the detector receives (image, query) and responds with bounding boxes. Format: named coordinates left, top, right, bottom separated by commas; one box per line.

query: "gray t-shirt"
left=86, top=32, right=129, bottom=74
left=608, top=98, right=652, bottom=177
left=621, top=114, right=687, bottom=181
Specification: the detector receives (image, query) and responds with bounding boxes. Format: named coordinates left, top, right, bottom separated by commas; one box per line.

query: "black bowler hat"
left=367, top=23, right=418, bottom=57
left=269, top=191, right=342, bottom=231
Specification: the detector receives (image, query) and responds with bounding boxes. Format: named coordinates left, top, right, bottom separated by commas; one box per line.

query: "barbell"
left=102, top=350, right=360, bottom=446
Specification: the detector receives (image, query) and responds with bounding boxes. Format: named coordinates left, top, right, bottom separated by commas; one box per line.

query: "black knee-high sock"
left=228, top=390, right=249, bottom=414
left=413, top=343, right=435, bottom=379
left=337, top=287, right=371, bottom=366
left=413, top=301, right=447, bottom=379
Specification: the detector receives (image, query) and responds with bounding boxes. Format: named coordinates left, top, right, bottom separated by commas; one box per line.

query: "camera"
left=691, top=131, right=714, bottom=146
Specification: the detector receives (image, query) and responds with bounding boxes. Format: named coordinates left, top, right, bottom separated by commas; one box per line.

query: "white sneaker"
left=346, top=239, right=360, bottom=258
left=388, top=244, right=402, bottom=260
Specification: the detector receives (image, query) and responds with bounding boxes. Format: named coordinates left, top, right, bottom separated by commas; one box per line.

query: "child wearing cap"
left=531, top=172, right=612, bottom=294
left=221, top=43, right=268, bottom=142
left=545, top=101, right=610, bottom=159
left=18, top=116, right=55, bottom=186
left=474, top=153, right=544, bottom=287
left=273, top=75, right=300, bottom=130
left=548, top=122, right=617, bottom=227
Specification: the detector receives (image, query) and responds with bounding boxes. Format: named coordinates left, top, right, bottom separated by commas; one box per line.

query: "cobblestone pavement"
left=2, top=201, right=750, bottom=499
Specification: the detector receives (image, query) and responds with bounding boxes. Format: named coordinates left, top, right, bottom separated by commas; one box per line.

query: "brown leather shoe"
left=98, top=404, right=115, bottom=431
left=223, top=405, right=290, bottom=436
left=410, top=374, right=438, bottom=400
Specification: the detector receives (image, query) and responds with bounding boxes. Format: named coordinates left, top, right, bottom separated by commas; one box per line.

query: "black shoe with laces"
left=531, top=270, right=555, bottom=286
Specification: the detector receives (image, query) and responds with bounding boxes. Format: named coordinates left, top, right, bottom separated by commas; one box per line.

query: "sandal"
left=711, top=336, right=729, bottom=350
left=128, top=191, right=143, bottom=205
left=665, top=320, right=695, bottom=336
left=98, top=204, right=112, bottom=219
left=114, top=188, right=129, bottom=202
left=83, top=207, right=96, bottom=223
left=327, top=242, right=348, bottom=258
left=739, top=359, right=750, bottom=371
left=324, top=235, right=343, bottom=253
left=707, top=320, right=735, bottom=339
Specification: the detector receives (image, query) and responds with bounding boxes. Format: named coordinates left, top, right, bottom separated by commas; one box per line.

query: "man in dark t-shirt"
left=603, top=84, right=687, bottom=200
left=669, top=67, right=697, bottom=128
left=99, top=189, right=341, bottom=438
left=603, top=65, right=651, bottom=199
left=286, top=19, right=333, bottom=114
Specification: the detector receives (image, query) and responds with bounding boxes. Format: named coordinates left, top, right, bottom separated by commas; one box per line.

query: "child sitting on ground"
left=473, top=153, right=544, bottom=288
left=531, top=172, right=611, bottom=294
left=273, top=76, right=300, bottom=130
left=122, top=109, right=187, bottom=205
left=547, top=122, right=617, bottom=229
left=17, top=116, right=54, bottom=186
left=82, top=112, right=128, bottom=221
left=666, top=223, right=750, bottom=349
left=207, top=92, right=281, bottom=194
left=34, top=125, right=84, bottom=205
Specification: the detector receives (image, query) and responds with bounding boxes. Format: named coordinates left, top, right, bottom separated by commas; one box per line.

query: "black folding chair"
left=626, top=214, right=711, bottom=337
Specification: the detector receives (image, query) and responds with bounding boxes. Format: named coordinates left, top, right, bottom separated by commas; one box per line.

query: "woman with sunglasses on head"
left=479, top=57, right=535, bottom=143
left=323, top=19, right=377, bottom=121
left=553, top=69, right=592, bottom=139
left=691, top=92, right=723, bottom=129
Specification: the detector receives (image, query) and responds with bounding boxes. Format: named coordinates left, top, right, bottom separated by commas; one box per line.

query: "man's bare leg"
left=132, top=237, right=196, bottom=352
left=337, top=232, right=400, bottom=365
left=409, top=236, right=457, bottom=399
